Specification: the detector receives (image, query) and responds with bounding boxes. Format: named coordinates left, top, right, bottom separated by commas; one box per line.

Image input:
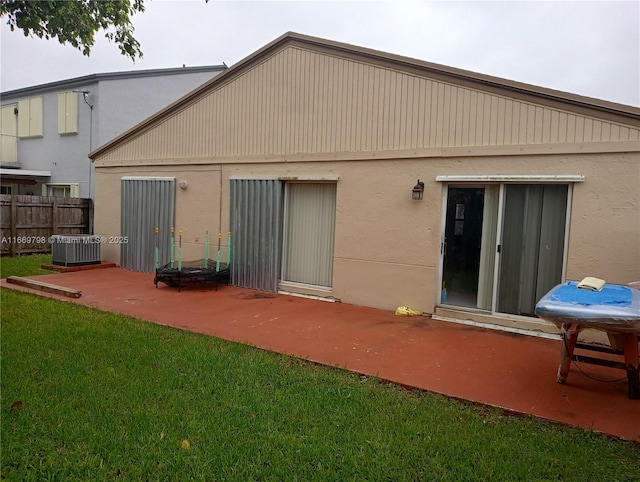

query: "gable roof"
left=0, top=64, right=228, bottom=100
left=90, top=32, right=640, bottom=160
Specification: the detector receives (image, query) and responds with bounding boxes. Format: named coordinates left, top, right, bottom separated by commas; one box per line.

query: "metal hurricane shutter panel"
left=230, top=179, right=283, bottom=291
left=121, top=177, right=176, bottom=273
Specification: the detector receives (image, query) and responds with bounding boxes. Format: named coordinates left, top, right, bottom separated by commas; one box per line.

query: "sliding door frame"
left=438, top=180, right=574, bottom=318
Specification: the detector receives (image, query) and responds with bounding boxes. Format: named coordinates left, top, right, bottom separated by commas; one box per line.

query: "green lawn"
left=0, top=253, right=54, bottom=279
left=1, top=256, right=639, bottom=481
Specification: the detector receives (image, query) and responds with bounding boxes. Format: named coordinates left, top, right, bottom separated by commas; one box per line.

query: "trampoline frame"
left=153, top=229, right=232, bottom=292
left=154, top=261, right=230, bottom=292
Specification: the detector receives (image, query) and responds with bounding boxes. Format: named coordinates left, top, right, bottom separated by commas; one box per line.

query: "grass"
left=1, top=256, right=640, bottom=481
left=0, top=253, right=54, bottom=279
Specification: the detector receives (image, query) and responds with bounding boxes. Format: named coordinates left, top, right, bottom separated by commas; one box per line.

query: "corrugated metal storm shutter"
left=282, top=182, right=336, bottom=287
left=121, top=177, right=176, bottom=273
left=230, top=179, right=283, bottom=292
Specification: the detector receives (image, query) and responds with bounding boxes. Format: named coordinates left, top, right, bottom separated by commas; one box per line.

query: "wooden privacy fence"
left=0, top=194, right=93, bottom=256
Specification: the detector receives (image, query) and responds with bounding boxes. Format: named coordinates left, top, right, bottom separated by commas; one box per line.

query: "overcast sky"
left=1, top=1, right=639, bottom=106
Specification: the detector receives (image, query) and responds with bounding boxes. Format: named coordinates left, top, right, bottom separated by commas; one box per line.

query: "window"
left=1, top=104, right=18, bottom=163
left=17, top=96, right=43, bottom=138
left=58, top=92, right=79, bottom=135
left=281, top=182, right=337, bottom=288
left=42, top=183, right=80, bottom=198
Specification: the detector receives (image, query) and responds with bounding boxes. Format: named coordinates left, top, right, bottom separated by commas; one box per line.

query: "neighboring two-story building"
left=0, top=65, right=226, bottom=198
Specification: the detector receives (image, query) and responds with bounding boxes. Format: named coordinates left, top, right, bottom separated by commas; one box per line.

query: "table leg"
left=557, top=324, right=579, bottom=384
left=620, top=333, right=640, bottom=400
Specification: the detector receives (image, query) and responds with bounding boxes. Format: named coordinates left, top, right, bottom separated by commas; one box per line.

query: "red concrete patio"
left=2, top=267, right=638, bottom=442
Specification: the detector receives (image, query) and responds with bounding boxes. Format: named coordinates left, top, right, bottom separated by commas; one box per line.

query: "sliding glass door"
left=440, top=183, right=568, bottom=317
left=497, top=184, right=568, bottom=315
left=281, top=182, right=337, bottom=288
left=441, top=187, right=486, bottom=308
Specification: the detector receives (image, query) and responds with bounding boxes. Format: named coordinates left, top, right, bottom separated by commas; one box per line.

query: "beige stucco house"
left=90, top=32, right=640, bottom=337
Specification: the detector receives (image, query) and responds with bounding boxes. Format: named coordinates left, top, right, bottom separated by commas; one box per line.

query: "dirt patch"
left=236, top=292, right=278, bottom=300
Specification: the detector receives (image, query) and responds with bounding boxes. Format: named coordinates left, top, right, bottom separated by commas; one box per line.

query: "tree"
left=1, top=0, right=146, bottom=60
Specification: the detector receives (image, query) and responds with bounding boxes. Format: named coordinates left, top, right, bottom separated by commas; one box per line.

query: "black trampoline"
left=154, top=259, right=230, bottom=292
left=153, top=230, right=232, bottom=292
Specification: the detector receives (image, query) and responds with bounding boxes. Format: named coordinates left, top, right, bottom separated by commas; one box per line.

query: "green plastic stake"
left=216, top=232, right=221, bottom=272
left=170, top=227, right=175, bottom=268
left=154, top=227, right=159, bottom=270
left=227, top=231, right=232, bottom=267
left=205, top=231, right=209, bottom=269
left=178, top=230, right=183, bottom=271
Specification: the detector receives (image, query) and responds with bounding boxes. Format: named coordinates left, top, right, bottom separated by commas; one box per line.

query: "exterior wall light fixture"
left=412, top=180, right=424, bottom=200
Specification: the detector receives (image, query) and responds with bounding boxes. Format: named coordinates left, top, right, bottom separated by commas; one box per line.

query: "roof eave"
left=285, top=32, right=640, bottom=119
left=1, top=65, right=228, bottom=99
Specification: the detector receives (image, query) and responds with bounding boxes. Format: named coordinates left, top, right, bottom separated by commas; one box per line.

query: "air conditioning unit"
left=51, top=235, right=101, bottom=266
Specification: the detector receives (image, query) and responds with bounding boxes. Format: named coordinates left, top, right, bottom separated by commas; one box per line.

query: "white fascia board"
left=120, top=176, right=176, bottom=181
left=229, top=176, right=340, bottom=181
left=435, top=174, right=585, bottom=183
